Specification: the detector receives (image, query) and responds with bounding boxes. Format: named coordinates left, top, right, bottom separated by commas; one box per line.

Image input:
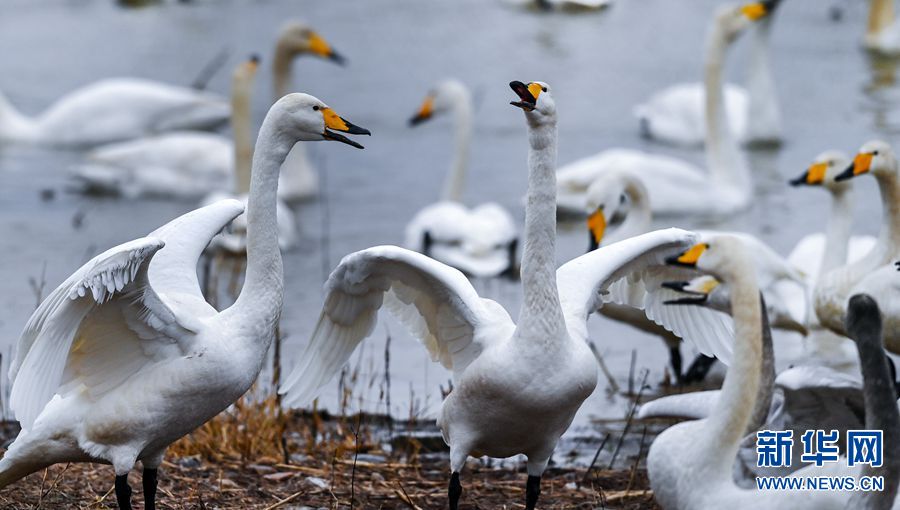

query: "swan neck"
left=441, top=94, right=473, bottom=202
left=745, top=20, right=780, bottom=142
left=821, top=189, right=854, bottom=276
left=875, top=169, right=900, bottom=253
left=704, top=23, right=749, bottom=189
left=706, top=267, right=762, bottom=473
left=605, top=176, right=652, bottom=244
left=232, top=109, right=287, bottom=331
left=748, top=295, right=775, bottom=434
left=273, top=43, right=294, bottom=100
left=232, top=68, right=255, bottom=194
left=869, top=0, right=895, bottom=38
left=517, top=120, right=565, bottom=337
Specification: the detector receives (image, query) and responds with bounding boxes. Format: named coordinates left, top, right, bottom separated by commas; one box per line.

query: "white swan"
left=556, top=3, right=762, bottom=217
left=69, top=22, right=344, bottom=200
left=405, top=80, right=519, bottom=278
left=816, top=140, right=900, bottom=352
left=635, top=0, right=782, bottom=147
left=201, top=58, right=298, bottom=253
left=0, top=78, right=228, bottom=147
left=648, top=237, right=855, bottom=509
left=864, top=0, right=900, bottom=56
left=280, top=81, right=733, bottom=510
left=0, top=93, right=369, bottom=510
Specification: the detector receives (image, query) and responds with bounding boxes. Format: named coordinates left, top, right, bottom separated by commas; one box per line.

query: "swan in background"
left=280, top=81, right=733, bottom=510
left=276, top=21, right=346, bottom=202
left=0, top=78, right=228, bottom=147
left=556, top=2, right=764, bottom=217
left=405, top=79, right=519, bottom=278
left=68, top=23, right=345, bottom=200
left=501, top=0, right=611, bottom=11
left=648, top=237, right=855, bottom=509
left=202, top=57, right=298, bottom=253
left=634, top=0, right=782, bottom=147
left=0, top=93, right=369, bottom=510
left=864, top=0, right=900, bottom=55
left=817, top=140, right=900, bottom=351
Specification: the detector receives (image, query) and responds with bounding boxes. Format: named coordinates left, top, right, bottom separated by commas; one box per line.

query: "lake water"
left=0, top=0, right=895, bottom=467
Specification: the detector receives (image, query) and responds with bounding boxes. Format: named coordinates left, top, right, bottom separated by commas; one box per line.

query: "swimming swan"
left=0, top=93, right=369, bottom=510
left=635, top=0, right=782, bottom=147
left=405, top=79, right=519, bottom=278
left=280, top=81, right=733, bottom=510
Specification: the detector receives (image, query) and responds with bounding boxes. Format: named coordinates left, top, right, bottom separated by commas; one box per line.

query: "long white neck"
left=273, top=43, right=295, bottom=101
left=868, top=0, right=895, bottom=41
left=441, top=92, right=473, bottom=202
left=745, top=18, right=780, bottom=144
left=231, top=108, right=288, bottom=333
left=272, top=47, right=315, bottom=199
left=232, top=68, right=255, bottom=195
left=820, top=188, right=854, bottom=277
left=516, top=117, right=565, bottom=338
left=0, top=90, right=38, bottom=142
left=704, top=23, right=750, bottom=190
left=604, top=175, right=652, bottom=245
left=874, top=168, right=900, bottom=256
left=704, top=262, right=762, bottom=475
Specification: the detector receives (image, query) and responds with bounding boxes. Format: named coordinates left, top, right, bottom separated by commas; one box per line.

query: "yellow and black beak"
left=510, top=81, right=541, bottom=111
left=587, top=207, right=606, bottom=252
left=308, top=31, right=346, bottom=66
left=665, top=243, right=708, bottom=268
left=409, top=95, right=434, bottom=126
left=662, top=276, right=720, bottom=306
left=789, top=161, right=827, bottom=187
left=322, top=108, right=370, bottom=149
left=741, top=0, right=780, bottom=21
left=835, top=152, right=873, bottom=182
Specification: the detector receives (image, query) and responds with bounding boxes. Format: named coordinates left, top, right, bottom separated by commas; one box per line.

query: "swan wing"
left=9, top=199, right=244, bottom=430
left=637, top=390, right=721, bottom=420
left=558, top=228, right=735, bottom=363
left=280, top=245, right=514, bottom=407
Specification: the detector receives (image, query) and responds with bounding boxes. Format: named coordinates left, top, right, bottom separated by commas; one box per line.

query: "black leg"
left=525, top=475, right=541, bottom=510
left=669, top=345, right=683, bottom=384
left=449, top=471, right=462, bottom=510
left=115, top=474, right=133, bottom=510
left=682, top=354, right=717, bottom=384
left=143, top=468, right=158, bottom=510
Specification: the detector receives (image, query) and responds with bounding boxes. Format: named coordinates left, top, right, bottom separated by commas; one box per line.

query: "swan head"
left=277, top=21, right=345, bottom=65
left=509, top=81, right=556, bottom=124
left=845, top=293, right=883, bottom=348
left=665, top=236, right=749, bottom=282
left=788, top=150, right=851, bottom=193
left=585, top=178, right=625, bottom=250
left=715, top=1, right=778, bottom=42
left=272, top=93, right=370, bottom=149
left=836, top=140, right=895, bottom=182
left=662, top=275, right=721, bottom=306
left=409, top=79, right=471, bottom=126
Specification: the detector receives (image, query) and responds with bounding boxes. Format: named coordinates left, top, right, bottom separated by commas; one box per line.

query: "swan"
left=864, top=0, right=900, bottom=56
left=816, top=140, right=900, bottom=352
left=648, top=237, right=856, bottom=509
left=0, top=78, right=228, bottom=147
left=501, top=0, right=612, bottom=11
left=555, top=2, right=762, bottom=217
left=68, top=22, right=345, bottom=200
left=634, top=0, right=782, bottom=147
left=201, top=57, right=297, bottom=253
left=405, top=80, right=519, bottom=278
left=279, top=81, right=733, bottom=510
left=0, top=93, right=369, bottom=510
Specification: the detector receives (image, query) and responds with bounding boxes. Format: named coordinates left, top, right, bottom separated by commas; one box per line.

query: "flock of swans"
left=4, top=1, right=900, bottom=509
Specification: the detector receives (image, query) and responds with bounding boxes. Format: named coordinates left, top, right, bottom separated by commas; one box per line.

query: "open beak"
left=309, top=32, right=347, bottom=66
left=322, top=107, right=371, bottom=149
left=665, top=243, right=708, bottom=268
left=586, top=207, right=606, bottom=252
left=835, top=152, right=873, bottom=182
left=789, top=162, right=827, bottom=186
left=509, top=81, right=540, bottom=111
left=409, top=96, right=434, bottom=126
left=662, top=277, right=719, bottom=306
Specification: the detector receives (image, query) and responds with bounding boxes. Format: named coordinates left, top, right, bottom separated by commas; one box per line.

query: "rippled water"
left=0, top=0, right=896, bottom=464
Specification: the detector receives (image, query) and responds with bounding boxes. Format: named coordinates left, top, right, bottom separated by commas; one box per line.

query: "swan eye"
left=313, top=105, right=320, bottom=111
left=873, top=150, right=880, bottom=156
left=542, top=87, right=547, bottom=92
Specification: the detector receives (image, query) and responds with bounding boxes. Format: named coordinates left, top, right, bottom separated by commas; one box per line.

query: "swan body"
left=0, top=93, right=369, bottom=509
left=635, top=1, right=782, bottom=147
left=557, top=3, right=767, bottom=218
left=281, top=81, right=734, bottom=510
left=0, top=78, right=228, bottom=147
left=406, top=80, right=519, bottom=278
